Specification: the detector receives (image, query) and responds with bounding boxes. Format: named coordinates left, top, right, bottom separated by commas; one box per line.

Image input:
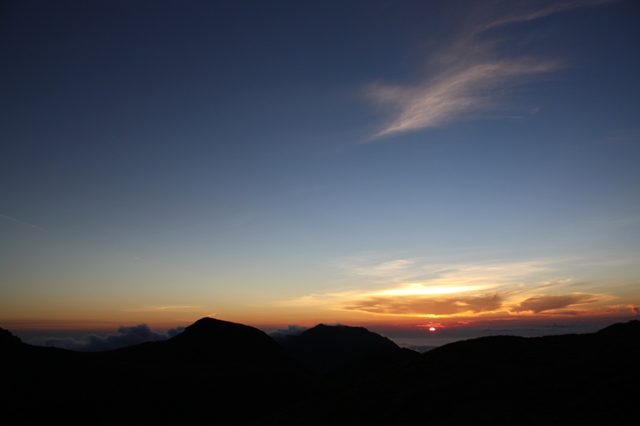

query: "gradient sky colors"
left=2, top=1, right=639, bottom=342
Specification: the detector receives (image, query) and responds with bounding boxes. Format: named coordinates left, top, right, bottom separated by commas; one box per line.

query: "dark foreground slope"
left=2, top=318, right=320, bottom=425
left=3, top=319, right=639, bottom=425
left=276, top=324, right=403, bottom=375
left=268, top=320, right=640, bottom=426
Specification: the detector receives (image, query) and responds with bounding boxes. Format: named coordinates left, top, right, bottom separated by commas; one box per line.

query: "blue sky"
left=1, top=0, right=639, bottom=339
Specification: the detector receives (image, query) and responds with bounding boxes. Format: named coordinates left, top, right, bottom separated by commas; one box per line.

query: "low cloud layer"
left=269, top=325, right=308, bottom=343
left=29, top=324, right=185, bottom=352
left=513, top=294, right=601, bottom=314
left=287, top=254, right=626, bottom=319
left=344, top=294, right=503, bottom=316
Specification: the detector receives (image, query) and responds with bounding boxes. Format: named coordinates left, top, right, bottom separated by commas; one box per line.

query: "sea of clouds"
left=26, top=324, right=185, bottom=351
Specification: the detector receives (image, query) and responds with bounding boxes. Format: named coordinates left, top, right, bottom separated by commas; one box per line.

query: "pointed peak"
left=185, top=317, right=243, bottom=331
left=190, top=316, right=224, bottom=326
left=177, top=317, right=260, bottom=341
left=311, top=323, right=351, bottom=330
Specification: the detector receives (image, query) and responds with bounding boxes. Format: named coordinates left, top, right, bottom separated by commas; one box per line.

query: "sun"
left=429, top=327, right=436, bottom=332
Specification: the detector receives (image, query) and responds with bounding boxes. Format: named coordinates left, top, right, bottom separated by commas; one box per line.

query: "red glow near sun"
left=429, top=327, right=436, bottom=332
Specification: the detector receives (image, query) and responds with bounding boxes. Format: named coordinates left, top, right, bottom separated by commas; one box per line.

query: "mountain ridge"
left=2, top=319, right=638, bottom=425
left=275, top=323, right=401, bottom=374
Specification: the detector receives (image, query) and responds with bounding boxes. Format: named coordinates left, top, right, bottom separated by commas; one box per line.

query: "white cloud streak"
left=476, top=0, right=616, bottom=34
left=0, top=213, right=46, bottom=231
left=366, top=0, right=615, bottom=139
left=369, top=59, right=561, bottom=138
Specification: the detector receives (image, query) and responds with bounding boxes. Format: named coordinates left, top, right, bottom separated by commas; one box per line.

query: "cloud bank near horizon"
left=27, top=324, right=185, bottom=352
left=268, top=325, right=309, bottom=343
left=284, top=254, right=632, bottom=319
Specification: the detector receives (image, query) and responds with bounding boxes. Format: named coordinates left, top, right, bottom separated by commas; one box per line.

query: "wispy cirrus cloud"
left=366, top=0, right=615, bottom=139
left=335, top=253, right=551, bottom=287
left=126, top=305, right=204, bottom=312
left=228, top=213, right=256, bottom=228
left=368, top=58, right=561, bottom=138
left=350, top=258, right=418, bottom=279
left=475, top=0, right=616, bottom=34
left=0, top=213, right=46, bottom=231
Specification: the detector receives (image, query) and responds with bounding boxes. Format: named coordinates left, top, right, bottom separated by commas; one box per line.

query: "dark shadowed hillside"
left=3, top=319, right=639, bottom=425
left=267, top=320, right=640, bottom=425
left=107, top=317, right=295, bottom=367
left=0, top=327, right=22, bottom=348
left=326, top=345, right=421, bottom=385
left=2, top=318, right=320, bottom=426
left=276, top=324, right=400, bottom=374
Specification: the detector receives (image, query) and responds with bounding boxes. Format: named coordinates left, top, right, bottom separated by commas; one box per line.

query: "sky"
left=1, top=0, right=639, bottom=347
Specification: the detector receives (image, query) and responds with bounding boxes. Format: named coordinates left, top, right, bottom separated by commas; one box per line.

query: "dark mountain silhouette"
left=3, top=319, right=639, bottom=425
left=107, top=317, right=295, bottom=367
left=277, top=323, right=400, bottom=374
left=597, top=319, right=640, bottom=338
left=326, top=345, right=420, bottom=385
left=268, top=320, right=640, bottom=425
left=2, top=318, right=319, bottom=425
left=0, top=327, right=23, bottom=349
